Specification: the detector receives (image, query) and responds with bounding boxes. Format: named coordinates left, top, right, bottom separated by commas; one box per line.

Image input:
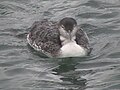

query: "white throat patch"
left=60, top=41, right=87, bottom=57
left=59, top=26, right=87, bottom=57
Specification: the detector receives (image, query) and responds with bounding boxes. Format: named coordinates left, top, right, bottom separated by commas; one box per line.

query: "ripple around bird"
left=0, top=0, right=120, bottom=90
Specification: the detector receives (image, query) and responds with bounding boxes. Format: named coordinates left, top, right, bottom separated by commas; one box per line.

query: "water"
left=0, top=0, right=120, bottom=90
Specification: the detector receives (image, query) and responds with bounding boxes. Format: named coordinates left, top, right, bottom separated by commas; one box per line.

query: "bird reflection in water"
left=52, top=58, right=87, bottom=90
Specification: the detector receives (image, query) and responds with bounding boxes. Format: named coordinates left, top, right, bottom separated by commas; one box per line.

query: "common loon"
left=27, top=17, right=90, bottom=58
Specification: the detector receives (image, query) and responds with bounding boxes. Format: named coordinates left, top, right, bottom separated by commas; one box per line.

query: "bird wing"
left=75, top=28, right=90, bottom=52
left=27, top=19, right=62, bottom=56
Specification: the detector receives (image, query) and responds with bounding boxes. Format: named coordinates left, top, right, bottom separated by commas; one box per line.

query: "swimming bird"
left=27, top=17, right=90, bottom=58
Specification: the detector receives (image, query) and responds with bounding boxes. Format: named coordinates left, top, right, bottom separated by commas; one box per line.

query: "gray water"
left=0, top=0, right=120, bottom=90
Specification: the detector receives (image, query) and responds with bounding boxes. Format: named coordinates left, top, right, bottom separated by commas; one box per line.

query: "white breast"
left=60, top=41, right=87, bottom=57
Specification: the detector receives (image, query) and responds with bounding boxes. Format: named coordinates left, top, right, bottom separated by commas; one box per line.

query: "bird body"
left=27, top=18, right=90, bottom=58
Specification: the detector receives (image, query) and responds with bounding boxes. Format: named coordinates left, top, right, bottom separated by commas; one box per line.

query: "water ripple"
left=0, top=0, right=120, bottom=90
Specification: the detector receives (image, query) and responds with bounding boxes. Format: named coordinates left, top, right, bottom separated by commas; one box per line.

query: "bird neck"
left=60, top=35, right=76, bottom=46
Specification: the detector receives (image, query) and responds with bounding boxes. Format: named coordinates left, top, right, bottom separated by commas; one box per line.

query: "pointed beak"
left=68, top=30, right=72, bottom=40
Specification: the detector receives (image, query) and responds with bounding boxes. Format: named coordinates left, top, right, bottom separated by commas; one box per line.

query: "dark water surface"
left=0, top=0, right=120, bottom=90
